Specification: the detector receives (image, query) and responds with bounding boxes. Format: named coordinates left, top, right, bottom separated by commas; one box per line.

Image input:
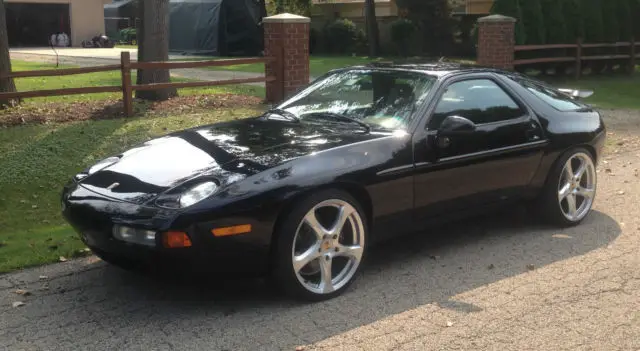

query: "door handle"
left=436, top=136, right=451, bottom=148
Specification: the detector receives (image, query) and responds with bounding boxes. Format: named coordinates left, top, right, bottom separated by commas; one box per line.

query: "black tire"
left=537, top=147, right=597, bottom=227
left=272, top=189, right=369, bottom=301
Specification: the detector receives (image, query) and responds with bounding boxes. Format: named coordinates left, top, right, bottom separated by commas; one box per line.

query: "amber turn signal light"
left=212, top=224, right=252, bottom=237
left=162, top=231, right=192, bottom=248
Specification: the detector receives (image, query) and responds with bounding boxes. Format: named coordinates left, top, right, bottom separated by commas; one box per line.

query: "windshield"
left=276, top=69, right=437, bottom=130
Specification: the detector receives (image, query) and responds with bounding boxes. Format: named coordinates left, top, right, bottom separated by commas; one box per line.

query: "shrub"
left=324, top=19, right=359, bottom=54
left=390, top=18, right=417, bottom=56
left=520, top=0, right=546, bottom=44
left=119, top=27, right=137, bottom=44
left=490, top=0, right=526, bottom=45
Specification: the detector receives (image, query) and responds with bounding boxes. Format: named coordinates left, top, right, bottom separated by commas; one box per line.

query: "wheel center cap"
left=322, top=241, right=332, bottom=251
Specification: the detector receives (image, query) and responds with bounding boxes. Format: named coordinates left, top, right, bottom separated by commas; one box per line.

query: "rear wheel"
left=273, top=190, right=368, bottom=301
left=539, top=148, right=597, bottom=226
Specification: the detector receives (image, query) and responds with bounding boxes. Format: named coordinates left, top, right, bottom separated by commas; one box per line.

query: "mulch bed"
left=0, top=94, right=264, bottom=128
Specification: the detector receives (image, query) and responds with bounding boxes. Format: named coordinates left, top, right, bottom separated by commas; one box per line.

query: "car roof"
left=339, top=60, right=508, bottom=79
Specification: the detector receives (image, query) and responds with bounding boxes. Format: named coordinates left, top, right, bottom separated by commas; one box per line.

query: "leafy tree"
left=541, top=0, right=567, bottom=44
left=489, top=0, right=526, bottom=45
left=136, top=0, right=177, bottom=101
left=0, top=0, right=19, bottom=108
left=602, top=0, right=620, bottom=42
left=616, top=0, right=632, bottom=41
left=270, top=0, right=311, bottom=15
left=395, top=0, right=454, bottom=56
left=520, top=0, right=546, bottom=44
left=563, top=0, right=584, bottom=42
left=632, top=0, right=640, bottom=39
left=582, top=0, right=604, bottom=43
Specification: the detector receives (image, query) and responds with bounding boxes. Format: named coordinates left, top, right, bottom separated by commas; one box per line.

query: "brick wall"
left=476, top=15, right=516, bottom=70
left=264, top=14, right=311, bottom=104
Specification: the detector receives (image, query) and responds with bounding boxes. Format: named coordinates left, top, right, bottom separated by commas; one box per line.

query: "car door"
left=411, top=73, right=548, bottom=220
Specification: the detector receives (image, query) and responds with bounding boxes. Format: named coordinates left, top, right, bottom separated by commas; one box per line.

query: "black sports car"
left=62, top=63, right=605, bottom=301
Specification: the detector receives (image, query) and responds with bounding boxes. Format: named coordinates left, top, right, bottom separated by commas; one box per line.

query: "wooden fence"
left=0, top=52, right=275, bottom=116
left=514, top=38, right=637, bottom=79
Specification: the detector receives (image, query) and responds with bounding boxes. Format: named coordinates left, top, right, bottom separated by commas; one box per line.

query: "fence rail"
left=0, top=52, right=274, bottom=116
left=514, top=38, right=637, bottom=79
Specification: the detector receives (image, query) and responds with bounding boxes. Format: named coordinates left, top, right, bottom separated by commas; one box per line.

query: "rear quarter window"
left=510, top=77, right=585, bottom=112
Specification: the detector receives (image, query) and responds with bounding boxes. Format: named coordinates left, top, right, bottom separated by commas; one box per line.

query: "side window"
left=429, top=79, right=526, bottom=128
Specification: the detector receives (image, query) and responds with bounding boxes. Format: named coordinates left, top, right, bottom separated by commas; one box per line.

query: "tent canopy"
left=104, top=0, right=263, bottom=56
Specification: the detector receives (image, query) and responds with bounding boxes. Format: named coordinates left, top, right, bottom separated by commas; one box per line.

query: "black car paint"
left=61, top=64, right=606, bottom=274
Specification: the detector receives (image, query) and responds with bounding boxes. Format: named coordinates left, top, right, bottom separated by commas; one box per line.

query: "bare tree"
left=135, top=0, right=176, bottom=101
left=0, top=0, right=19, bottom=108
left=364, top=0, right=381, bottom=57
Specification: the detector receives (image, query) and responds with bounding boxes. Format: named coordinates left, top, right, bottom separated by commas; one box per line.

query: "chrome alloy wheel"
left=557, top=152, right=596, bottom=222
left=292, top=199, right=365, bottom=295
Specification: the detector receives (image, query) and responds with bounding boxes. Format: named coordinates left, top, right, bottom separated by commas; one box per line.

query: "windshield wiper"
left=264, top=108, right=300, bottom=123
left=304, top=112, right=371, bottom=133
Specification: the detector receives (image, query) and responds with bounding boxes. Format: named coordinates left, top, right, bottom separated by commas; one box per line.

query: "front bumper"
left=61, top=182, right=274, bottom=274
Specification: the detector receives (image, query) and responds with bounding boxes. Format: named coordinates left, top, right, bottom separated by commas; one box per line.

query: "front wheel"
left=539, top=148, right=597, bottom=227
left=273, top=190, right=368, bottom=301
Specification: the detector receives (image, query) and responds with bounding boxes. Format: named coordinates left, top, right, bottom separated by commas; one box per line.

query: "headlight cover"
left=179, top=181, right=218, bottom=208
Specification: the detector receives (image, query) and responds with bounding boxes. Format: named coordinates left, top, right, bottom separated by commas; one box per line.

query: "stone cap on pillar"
left=478, top=14, right=517, bottom=23
left=263, top=13, right=311, bottom=24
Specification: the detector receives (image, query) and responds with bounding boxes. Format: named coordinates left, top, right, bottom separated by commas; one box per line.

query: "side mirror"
left=438, top=115, right=476, bottom=135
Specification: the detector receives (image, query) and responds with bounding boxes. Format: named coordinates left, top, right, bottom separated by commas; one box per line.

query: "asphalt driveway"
left=1, top=112, right=640, bottom=350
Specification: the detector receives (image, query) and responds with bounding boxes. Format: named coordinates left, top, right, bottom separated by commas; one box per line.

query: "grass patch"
left=205, top=55, right=404, bottom=77
left=0, top=107, right=263, bottom=273
left=11, top=60, right=265, bottom=104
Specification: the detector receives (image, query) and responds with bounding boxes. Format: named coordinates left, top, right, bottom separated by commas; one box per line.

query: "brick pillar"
left=476, top=14, right=516, bottom=70
left=263, top=13, right=310, bottom=103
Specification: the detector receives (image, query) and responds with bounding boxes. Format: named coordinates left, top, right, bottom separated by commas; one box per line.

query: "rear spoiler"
left=558, top=88, right=594, bottom=99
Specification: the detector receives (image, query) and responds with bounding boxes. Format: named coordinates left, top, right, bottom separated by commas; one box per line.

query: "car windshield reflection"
left=276, top=69, right=437, bottom=131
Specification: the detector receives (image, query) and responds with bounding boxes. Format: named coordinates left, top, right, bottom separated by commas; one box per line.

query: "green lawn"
left=0, top=109, right=262, bottom=273
left=205, top=55, right=404, bottom=77
left=0, top=60, right=266, bottom=273
left=11, top=60, right=265, bottom=104
left=546, top=72, right=640, bottom=110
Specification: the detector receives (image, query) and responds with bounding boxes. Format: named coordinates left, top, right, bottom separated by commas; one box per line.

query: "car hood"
left=78, top=117, right=386, bottom=204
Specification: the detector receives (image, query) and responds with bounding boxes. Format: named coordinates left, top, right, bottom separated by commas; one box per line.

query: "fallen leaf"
left=31, top=205, right=38, bottom=209
left=618, top=191, right=625, bottom=195
left=526, top=264, right=535, bottom=271
left=39, top=285, right=50, bottom=291
left=39, top=275, right=48, bottom=280
left=295, top=347, right=306, bottom=351
left=59, top=256, right=68, bottom=262
left=487, top=264, right=495, bottom=270
left=12, top=301, right=25, bottom=308
left=605, top=168, right=612, bottom=173
left=446, top=321, right=454, bottom=327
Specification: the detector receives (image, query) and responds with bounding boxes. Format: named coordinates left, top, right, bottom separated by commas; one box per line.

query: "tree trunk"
left=364, top=0, right=381, bottom=57
left=135, top=0, right=176, bottom=101
left=0, top=0, right=19, bottom=108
